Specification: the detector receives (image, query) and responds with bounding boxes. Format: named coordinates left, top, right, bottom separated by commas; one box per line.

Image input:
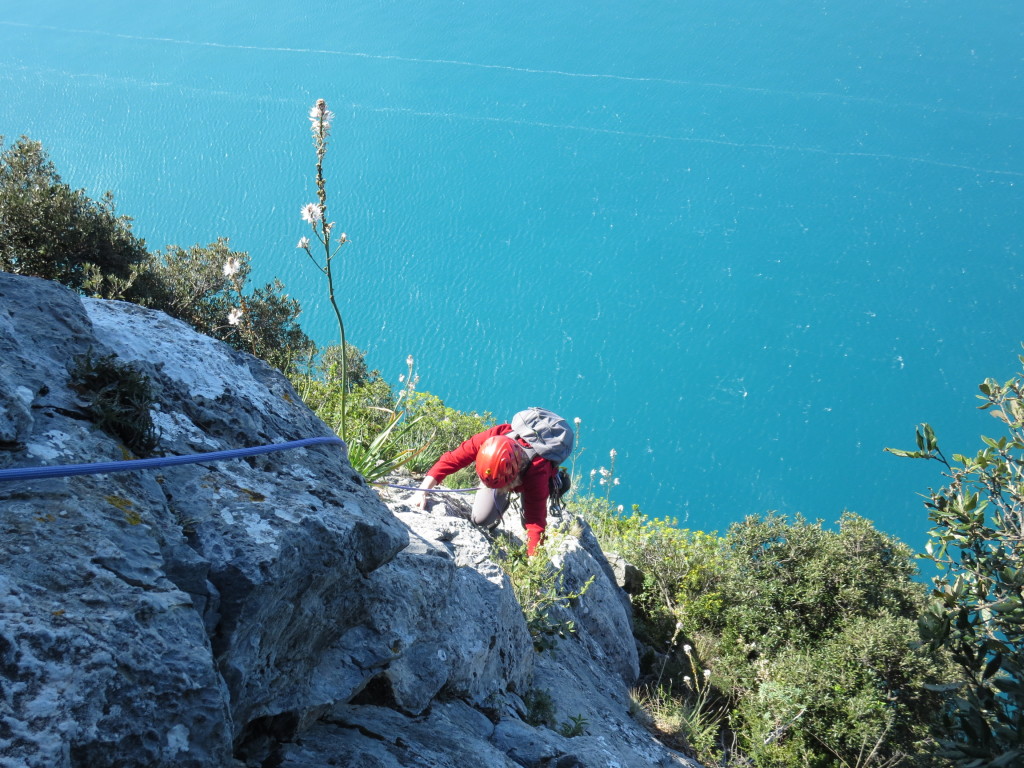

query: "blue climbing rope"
left=0, top=436, right=345, bottom=483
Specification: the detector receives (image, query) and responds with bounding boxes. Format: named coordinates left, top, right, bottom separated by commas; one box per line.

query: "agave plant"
left=347, top=406, right=431, bottom=483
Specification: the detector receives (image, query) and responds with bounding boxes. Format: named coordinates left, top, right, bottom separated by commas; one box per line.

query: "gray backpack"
left=509, top=407, right=575, bottom=465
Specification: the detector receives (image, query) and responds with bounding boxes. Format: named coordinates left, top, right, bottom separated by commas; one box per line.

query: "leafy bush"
left=1, top=136, right=148, bottom=295
left=292, top=357, right=494, bottom=487
left=493, top=536, right=593, bottom=653
left=698, top=513, right=948, bottom=768
left=523, top=688, right=557, bottom=727
left=887, top=352, right=1024, bottom=767
left=290, top=359, right=422, bottom=481
left=316, top=343, right=375, bottom=391
left=577, top=500, right=950, bottom=768
left=572, top=497, right=723, bottom=649
left=558, top=714, right=589, bottom=738
left=293, top=370, right=392, bottom=441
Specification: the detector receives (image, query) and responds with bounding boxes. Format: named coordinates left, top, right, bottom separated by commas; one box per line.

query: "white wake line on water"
left=3, top=58, right=1020, bottom=179
left=3, top=20, right=1022, bottom=124
left=362, top=104, right=1024, bottom=179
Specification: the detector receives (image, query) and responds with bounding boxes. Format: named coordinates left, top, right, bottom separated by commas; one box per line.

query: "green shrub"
left=523, top=688, right=557, bottom=728
left=558, top=714, right=589, bottom=738
left=572, top=497, right=724, bottom=649
left=1, top=136, right=148, bottom=295
left=293, top=371, right=393, bottom=442
left=293, top=353, right=485, bottom=484
left=579, top=502, right=949, bottom=768
left=293, top=362, right=494, bottom=487
left=493, top=537, right=593, bottom=653
left=887, top=352, right=1024, bottom=767
left=705, top=513, right=947, bottom=767
left=315, top=343, right=375, bottom=391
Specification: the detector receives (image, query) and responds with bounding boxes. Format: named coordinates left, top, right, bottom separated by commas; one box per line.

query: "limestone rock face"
left=0, top=274, right=698, bottom=768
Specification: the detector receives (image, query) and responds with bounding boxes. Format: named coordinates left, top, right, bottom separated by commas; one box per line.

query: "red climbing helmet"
left=475, top=435, right=526, bottom=489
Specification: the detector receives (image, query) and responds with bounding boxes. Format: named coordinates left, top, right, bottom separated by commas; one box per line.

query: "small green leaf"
left=982, top=653, right=1002, bottom=680
left=989, top=598, right=1021, bottom=613
left=884, top=448, right=922, bottom=458
left=922, top=682, right=963, bottom=693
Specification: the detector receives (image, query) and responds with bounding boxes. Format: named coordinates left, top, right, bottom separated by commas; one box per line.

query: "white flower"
left=599, top=467, right=610, bottom=477
left=222, top=258, right=241, bottom=277
left=703, top=669, right=711, bottom=679
left=610, top=449, right=617, bottom=459
left=338, top=232, right=348, bottom=244
left=599, top=479, right=606, bottom=486
left=590, top=469, right=596, bottom=478
left=301, top=203, right=321, bottom=223
left=683, top=675, right=692, bottom=684
left=573, top=417, right=581, bottom=426
left=617, top=505, right=624, bottom=513
left=309, top=99, right=335, bottom=127
left=683, top=644, right=692, bottom=654
left=406, top=355, right=414, bottom=367
left=398, top=374, right=405, bottom=383
left=227, top=307, right=244, bottom=326
left=297, top=236, right=310, bottom=249
left=613, top=478, right=620, bottom=486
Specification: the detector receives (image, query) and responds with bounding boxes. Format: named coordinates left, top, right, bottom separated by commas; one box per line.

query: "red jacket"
left=426, top=424, right=557, bottom=554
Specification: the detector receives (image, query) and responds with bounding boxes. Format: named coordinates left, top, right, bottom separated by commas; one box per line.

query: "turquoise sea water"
left=3, top=2, right=1023, bottom=554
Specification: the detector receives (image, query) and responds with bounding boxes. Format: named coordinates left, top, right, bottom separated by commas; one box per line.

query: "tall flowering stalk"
left=298, top=99, right=351, bottom=439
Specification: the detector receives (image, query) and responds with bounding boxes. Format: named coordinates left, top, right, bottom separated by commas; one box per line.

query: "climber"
left=411, top=409, right=574, bottom=556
